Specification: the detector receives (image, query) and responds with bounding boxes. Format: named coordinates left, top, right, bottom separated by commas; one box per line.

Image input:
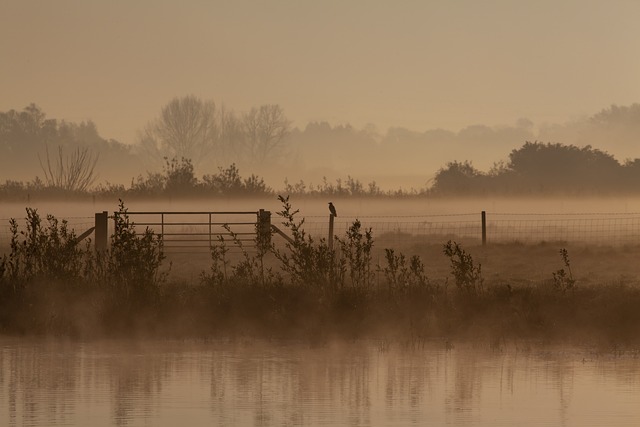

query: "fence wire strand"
left=2, top=212, right=640, bottom=250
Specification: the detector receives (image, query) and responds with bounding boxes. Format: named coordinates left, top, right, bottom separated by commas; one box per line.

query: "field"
left=2, top=196, right=640, bottom=347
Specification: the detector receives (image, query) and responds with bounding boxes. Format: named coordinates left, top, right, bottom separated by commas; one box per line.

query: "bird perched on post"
left=328, top=202, right=337, bottom=217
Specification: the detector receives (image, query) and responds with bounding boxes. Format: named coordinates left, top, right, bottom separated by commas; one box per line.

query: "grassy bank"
left=2, top=197, right=640, bottom=348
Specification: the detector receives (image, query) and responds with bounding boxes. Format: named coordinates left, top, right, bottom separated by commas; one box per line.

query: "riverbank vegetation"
left=1, top=197, right=640, bottom=347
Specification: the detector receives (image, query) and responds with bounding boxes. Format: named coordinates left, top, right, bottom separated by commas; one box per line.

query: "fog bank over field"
left=283, top=105, right=640, bottom=190
left=1, top=102, right=640, bottom=193
left=3, top=196, right=640, bottom=226
left=2, top=2, right=639, bottom=192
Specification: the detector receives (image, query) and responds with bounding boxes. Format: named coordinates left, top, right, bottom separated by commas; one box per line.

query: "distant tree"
left=622, top=159, right=640, bottom=191
left=141, top=95, right=218, bottom=166
left=242, top=173, right=271, bottom=195
left=202, top=163, right=245, bottom=195
left=0, top=104, right=53, bottom=154
left=507, top=141, right=621, bottom=192
left=129, top=171, right=166, bottom=196
left=0, top=104, right=137, bottom=183
left=0, top=104, right=116, bottom=155
left=590, top=104, right=640, bottom=128
left=241, top=104, right=291, bottom=164
left=429, top=141, right=631, bottom=196
left=163, top=157, right=197, bottom=194
left=201, top=163, right=271, bottom=195
left=431, top=161, right=483, bottom=195
left=38, top=146, right=99, bottom=192
left=217, top=106, right=245, bottom=164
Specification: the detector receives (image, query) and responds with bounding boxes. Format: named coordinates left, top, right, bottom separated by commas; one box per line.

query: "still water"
left=1, top=338, right=639, bottom=426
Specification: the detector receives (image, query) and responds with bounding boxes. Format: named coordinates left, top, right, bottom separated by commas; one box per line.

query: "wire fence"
left=2, top=212, right=640, bottom=252
left=485, top=213, right=640, bottom=245
left=302, top=212, right=640, bottom=246
left=0, top=216, right=96, bottom=249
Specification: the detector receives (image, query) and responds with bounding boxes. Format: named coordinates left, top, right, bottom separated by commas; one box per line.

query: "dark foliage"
left=431, top=141, right=640, bottom=196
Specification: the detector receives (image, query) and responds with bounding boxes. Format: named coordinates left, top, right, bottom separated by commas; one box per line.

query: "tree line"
left=3, top=142, right=640, bottom=199
left=2, top=99, right=640, bottom=198
left=430, top=141, right=640, bottom=196
left=0, top=98, right=292, bottom=183
left=139, top=96, right=291, bottom=168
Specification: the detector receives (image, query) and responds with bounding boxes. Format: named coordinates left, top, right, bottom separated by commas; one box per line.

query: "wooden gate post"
left=481, top=211, right=487, bottom=246
left=95, top=211, right=108, bottom=252
left=257, top=209, right=272, bottom=248
left=328, top=213, right=335, bottom=250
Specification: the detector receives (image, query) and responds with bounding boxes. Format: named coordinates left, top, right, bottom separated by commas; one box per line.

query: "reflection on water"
left=1, top=338, right=640, bottom=426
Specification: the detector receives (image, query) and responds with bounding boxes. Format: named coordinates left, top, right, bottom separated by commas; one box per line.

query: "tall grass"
left=1, top=197, right=640, bottom=347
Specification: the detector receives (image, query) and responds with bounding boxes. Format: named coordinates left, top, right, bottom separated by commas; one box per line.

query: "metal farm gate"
left=94, top=209, right=272, bottom=253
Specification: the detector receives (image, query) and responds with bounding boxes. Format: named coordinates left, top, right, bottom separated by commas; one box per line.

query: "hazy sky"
left=2, top=0, right=639, bottom=144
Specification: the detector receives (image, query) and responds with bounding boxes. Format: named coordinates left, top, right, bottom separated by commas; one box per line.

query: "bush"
left=272, top=195, right=340, bottom=290
left=337, top=220, right=374, bottom=289
left=379, top=249, right=430, bottom=294
left=101, top=200, right=166, bottom=308
left=552, top=248, right=576, bottom=292
left=2, top=208, right=87, bottom=286
left=443, top=240, right=483, bottom=294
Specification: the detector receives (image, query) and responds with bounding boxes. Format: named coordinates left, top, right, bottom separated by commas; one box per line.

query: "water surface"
left=1, top=338, right=639, bottom=426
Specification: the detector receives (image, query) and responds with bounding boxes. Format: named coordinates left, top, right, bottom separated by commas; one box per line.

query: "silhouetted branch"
left=38, top=146, right=99, bottom=192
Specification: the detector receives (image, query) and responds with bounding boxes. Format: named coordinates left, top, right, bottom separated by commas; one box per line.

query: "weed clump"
left=552, top=248, right=575, bottom=292
left=443, top=240, right=483, bottom=294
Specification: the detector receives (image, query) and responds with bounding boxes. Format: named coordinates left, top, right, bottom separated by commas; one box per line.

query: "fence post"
left=95, top=211, right=108, bottom=252
left=328, top=214, right=335, bottom=250
left=257, top=209, right=271, bottom=248
left=481, top=211, right=487, bottom=246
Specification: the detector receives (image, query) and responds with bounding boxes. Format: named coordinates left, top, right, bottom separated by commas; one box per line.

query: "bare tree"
left=217, top=105, right=245, bottom=164
left=241, top=104, right=291, bottom=164
left=39, top=146, right=99, bottom=192
left=141, top=95, right=218, bottom=166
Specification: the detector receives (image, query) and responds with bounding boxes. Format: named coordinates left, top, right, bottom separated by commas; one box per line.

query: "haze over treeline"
left=1, top=99, right=640, bottom=194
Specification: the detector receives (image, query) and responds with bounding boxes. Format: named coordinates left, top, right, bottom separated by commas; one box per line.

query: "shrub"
left=201, top=163, right=272, bottom=196
left=443, top=240, right=483, bottom=294
left=163, top=157, right=197, bottom=194
left=380, top=249, right=430, bottom=294
left=2, top=208, right=87, bottom=286
left=336, top=219, right=374, bottom=288
left=201, top=236, right=230, bottom=287
left=101, top=199, right=166, bottom=308
left=272, top=195, right=341, bottom=290
left=223, top=223, right=273, bottom=286
left=552, top=248, right=575, bottom=292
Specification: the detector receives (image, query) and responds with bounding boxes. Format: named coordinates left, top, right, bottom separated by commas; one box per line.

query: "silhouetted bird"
left=328, top=202, right=337, bottom=217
